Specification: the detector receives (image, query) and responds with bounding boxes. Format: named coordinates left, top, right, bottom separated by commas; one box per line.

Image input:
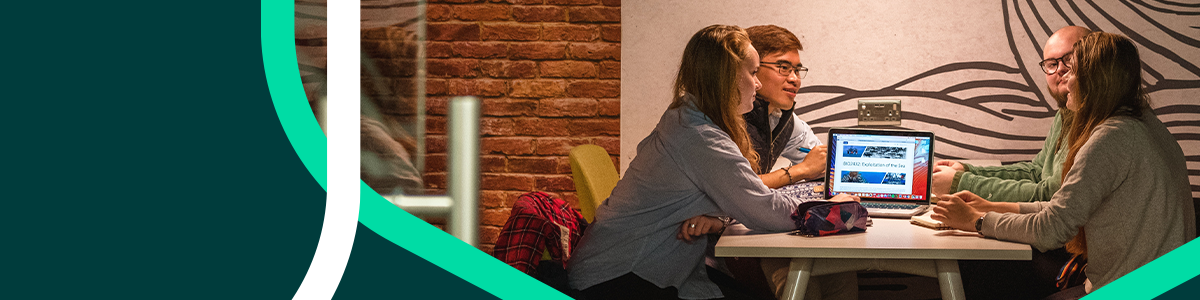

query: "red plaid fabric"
left=492, top=192, right=588, bottom=275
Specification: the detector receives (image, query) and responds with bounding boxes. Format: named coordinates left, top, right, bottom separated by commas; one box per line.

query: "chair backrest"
left=569, top=144, right=619, bottom=223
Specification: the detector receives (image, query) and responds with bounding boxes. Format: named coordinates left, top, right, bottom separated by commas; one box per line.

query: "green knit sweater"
left=951, top=111, right=1068, bottom=203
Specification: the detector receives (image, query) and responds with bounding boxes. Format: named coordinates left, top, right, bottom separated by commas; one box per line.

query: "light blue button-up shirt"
left=568, top=97, right=819, bottom=299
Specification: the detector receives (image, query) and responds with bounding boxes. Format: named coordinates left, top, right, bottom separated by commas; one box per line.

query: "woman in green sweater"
left=930, top=32, right=1195, bottom=299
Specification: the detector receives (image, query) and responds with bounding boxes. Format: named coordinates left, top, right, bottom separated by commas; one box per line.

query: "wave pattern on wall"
left=796, top=0, right=1200, bottom=196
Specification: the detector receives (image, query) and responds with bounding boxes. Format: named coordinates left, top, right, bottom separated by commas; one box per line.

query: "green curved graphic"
left=261, top=1, right=570, bottom=299
left=261, top=1, right=325, bottom=190
left=1084, top=239, right=1199, bottom=299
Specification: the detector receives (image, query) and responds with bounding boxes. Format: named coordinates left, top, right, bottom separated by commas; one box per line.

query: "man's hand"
left=931, top=165, right=957, bottom=195
left=931, top=194, right=986, bottom=232
left=805, top=145, right=828, bottom=165
left=794, top=145, right=828, bottom=180
left=676, top=215, right=725, bottom=243
left=829, top=193, right=861, bottom=203
left=935, top=160, right=966, bottom=172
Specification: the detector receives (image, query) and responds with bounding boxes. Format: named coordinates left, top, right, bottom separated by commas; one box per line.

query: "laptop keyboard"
left=862, top=202, right=920, bottom=210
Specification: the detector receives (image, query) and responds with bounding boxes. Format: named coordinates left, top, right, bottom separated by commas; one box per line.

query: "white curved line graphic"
left=293, top=1, right=360, bottom=299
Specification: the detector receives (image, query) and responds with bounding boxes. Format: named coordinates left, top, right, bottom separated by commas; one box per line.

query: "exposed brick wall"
left=425, top=0, right=621, bottom=254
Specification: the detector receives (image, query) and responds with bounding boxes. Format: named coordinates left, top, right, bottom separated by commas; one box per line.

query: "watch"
left=974, top=214, right=986, bottom=232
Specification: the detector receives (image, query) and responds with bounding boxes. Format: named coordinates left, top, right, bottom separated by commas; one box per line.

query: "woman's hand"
left=676, top=215, right=725, bottom=243
left=829, top=193, right=861, bottom=203
left=952, top=190, right=1019, bottom=214
left=953, top=191, right=993, bottom=211
left=931, top=193, right=987, bottom=232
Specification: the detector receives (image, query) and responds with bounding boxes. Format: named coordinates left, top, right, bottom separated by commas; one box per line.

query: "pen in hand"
left=799, top=147, right=811, bottom=153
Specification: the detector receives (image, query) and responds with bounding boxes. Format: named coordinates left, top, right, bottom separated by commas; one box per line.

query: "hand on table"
left=829, top=193, right=861, bottom=203
left=951, top=190, right=1018, bottom=213
left=676, top=215, right=725, bottom=243
left=953, top=190, right=994, bottom=211
left=931, top=193, right=986, bottom=232
left=931, top=165, right=957, bottom=196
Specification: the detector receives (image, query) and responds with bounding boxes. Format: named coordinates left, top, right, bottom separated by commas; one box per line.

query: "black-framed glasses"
left=1038, top=52, right=1074, bottom=75
left=760, top=61, right=808, bottom=79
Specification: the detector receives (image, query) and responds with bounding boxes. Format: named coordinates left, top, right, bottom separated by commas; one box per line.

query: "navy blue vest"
left=743, top=96, right=795, bottom=174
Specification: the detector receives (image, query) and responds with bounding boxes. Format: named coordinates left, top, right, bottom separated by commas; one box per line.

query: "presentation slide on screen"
left=831, top=139, right=916, bottom=195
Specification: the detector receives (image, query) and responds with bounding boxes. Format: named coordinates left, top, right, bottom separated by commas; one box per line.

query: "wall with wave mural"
left=622, top=0, right=1200, bottom=196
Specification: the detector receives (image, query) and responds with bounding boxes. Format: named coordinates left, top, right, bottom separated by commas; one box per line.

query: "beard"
left=1047, top=85, right=1068, bottom=109
left=1046, top=84, right=1074, bottom=152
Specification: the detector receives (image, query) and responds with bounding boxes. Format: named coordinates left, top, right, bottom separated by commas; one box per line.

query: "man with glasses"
left=932, top=26, right=1092, bottom=300
left=742, top=25, right=824, bottom=189
left=737, top=25, right=859, bottom=300
left=933, top=26, right=1090, bottom=213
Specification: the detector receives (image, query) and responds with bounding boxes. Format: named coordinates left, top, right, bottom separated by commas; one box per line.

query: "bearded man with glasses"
left=931, top=26, right=1093, bottom=300
left=933, top=25, right=1090, bottom=208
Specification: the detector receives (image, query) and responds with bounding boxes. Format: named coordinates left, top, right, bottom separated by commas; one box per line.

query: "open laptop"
left=824, top=128, right=934, bottom=218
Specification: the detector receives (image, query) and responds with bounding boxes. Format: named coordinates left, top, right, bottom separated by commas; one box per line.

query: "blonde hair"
left=669, top=25, right=760, bottom=173
left=1061, top=32, right=1149, bottom=259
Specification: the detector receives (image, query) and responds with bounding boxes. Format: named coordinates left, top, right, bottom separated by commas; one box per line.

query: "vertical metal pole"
left=414, top=0, right=427, bottom=176
left=448, top=96, right=480, bottom=247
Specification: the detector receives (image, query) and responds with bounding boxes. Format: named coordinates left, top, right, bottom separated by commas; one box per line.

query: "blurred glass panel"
left=296, top=0, right=426, bottom=196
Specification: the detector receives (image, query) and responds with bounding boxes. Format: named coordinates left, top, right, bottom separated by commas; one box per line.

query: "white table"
left=714, top=217, right=1030, bottom=300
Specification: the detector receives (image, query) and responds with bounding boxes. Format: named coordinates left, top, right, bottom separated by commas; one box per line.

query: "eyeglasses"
left=1038, top=52, right=1074, bottom=75
left=759, top=61, right=808, bottom=79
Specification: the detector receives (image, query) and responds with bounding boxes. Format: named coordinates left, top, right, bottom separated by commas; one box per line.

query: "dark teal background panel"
left=10, top=1, right=316, bottom=298
left=1157, top=275, right=1200, bottom=300
left=333, top=223, right=501, bottom=300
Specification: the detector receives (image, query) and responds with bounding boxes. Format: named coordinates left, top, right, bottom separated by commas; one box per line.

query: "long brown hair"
left=1060, top=32, right=1150, bottom=259
left=669, top=25, right=761, bottom=173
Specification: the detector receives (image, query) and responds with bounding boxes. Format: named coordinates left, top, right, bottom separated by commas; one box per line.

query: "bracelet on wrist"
left=715, top=216, right=731, bottom=235
left=781, top=167, right=793, bottom=183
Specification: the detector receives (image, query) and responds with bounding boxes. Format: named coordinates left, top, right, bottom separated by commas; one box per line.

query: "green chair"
left=569, top=144, right=619, bottom=223
left=539, top=144, right=619, bottom=261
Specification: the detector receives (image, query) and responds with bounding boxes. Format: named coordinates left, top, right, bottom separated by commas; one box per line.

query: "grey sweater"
left=567, top=99, right=813, bottom=299
left=980, top=110, right=1196, bottom=293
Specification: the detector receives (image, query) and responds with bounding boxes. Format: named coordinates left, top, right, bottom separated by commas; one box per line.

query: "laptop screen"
left=824, top=128, right=934, bottom=202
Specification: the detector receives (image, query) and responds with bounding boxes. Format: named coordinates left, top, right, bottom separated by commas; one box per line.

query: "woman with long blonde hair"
left=567, top=25, right=857, bottom=300
left=931, top=32, right=1195, bottom=299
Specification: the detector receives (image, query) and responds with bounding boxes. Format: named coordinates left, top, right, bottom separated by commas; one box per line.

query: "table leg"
left=936, top=259, right=965, bottom=300
left=780, top=258, right=814, bottom=300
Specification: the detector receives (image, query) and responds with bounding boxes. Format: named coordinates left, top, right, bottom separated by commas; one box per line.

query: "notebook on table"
left=823, top=128, right=935, bottom=218
left=910, top=210, right=953, bottom=230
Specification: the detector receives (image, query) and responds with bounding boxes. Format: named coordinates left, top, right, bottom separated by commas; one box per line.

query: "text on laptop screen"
left=827, top=133, right=931, bottom=200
